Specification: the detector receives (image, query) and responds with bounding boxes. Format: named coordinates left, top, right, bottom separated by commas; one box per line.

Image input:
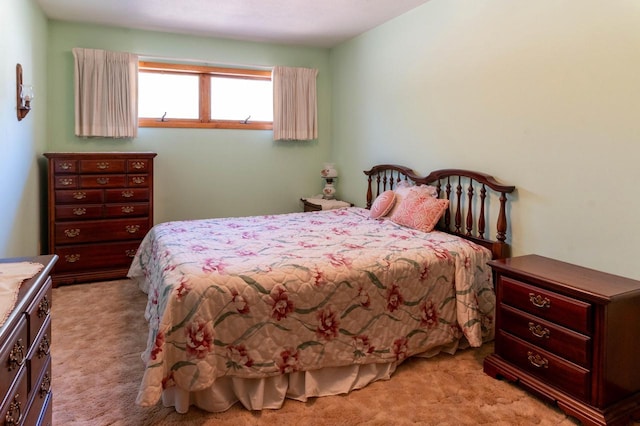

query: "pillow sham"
left=369, top=190, right=396, bottom=219
left=389, top=191, right=449, bottom=233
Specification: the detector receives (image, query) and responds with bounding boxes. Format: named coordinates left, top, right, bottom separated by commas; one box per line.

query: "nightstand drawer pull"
left=97, top=161, right=110, bottom=169
left=59, top=161, right=73, bottom=170
left=97, top=177, right=110, bottom=185
left=38, top=334, right=51, bottom=358
left=73, top=207, right=87, bottom=216
left=121, top=206, right=135, bottom=213
left=65, top=254, right=80, bottom=263
left=73, top=191, right=87, bottom=200
left=528, top=322, right=550, bottom=339
left=132, top=176, right=146, bottom=185
left=122, top=190, right=134, bottom=198
left=131, top=161, right=145, bottom=170
left=527, top=351, right=549, bottom=368
left=529, top=293, right=551, bottom=309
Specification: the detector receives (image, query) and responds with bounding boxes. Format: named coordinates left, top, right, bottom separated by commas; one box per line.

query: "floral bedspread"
left=129, top=207, right=495, bottom=407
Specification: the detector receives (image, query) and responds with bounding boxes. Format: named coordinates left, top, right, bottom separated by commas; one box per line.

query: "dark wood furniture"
left=44, top=152, right=156, bottom=286
left=0, top=255, right=57, bottom=426
left=484, top=254, right=640, bottom=426
left=364, top=165, right=516, bottom=259
left=300, top=198, right=352, bottom=212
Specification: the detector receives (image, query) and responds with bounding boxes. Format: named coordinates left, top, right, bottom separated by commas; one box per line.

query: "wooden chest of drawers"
left=484, top=255, right=640, bottom=426
left=0, top=255, right=57, bottom=426
left=44, top=152, right=156, bottom=286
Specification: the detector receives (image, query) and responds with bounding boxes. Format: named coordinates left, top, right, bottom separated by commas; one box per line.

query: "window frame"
left=138, top=61, right=273, bottom=130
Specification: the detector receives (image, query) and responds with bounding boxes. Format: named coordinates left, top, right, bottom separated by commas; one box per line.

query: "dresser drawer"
left=27, top=317, right=51, bottom=394
left=52, top=159, right=77, bottom=174
left=499, top=304, right=591, bottom=367
left=128, top=159, right=151, bottom=172
left=0, top=366, right=28, bottom=426
left=54, top=241, right=141, bottom=273
left=54, top=175, right=78, bottom=189
left=26, top=280, right=52, bottom=347
left=0, top=318, right=28, bottom=399
left=497, top=330, right=591, bottom=401
left=500, top=276, right=592, bottom=335
left=105, top=203, right=150, bottom=218
left=79, top=159, right=126, bottom=173
left=105, top=188, right=150, bottom=202
left=24, top=356, right=52, bottom=426
left=55, top=204, right=103, bottom=220
left=55, top=189, right=103, bottom=204
left=80, top=175, right=127, bottom=188
left=55, top=218, right=149, bottom=244
left=128, top=175, right=150, bottom=187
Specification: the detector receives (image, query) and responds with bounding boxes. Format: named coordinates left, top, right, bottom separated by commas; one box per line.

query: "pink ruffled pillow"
left=389, top=191, right=449, bottom=233
left=369, top=190, right=396, bottom=219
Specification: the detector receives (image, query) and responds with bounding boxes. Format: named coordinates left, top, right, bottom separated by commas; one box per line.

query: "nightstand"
left=484, top=254, right=640, bottom=426
left=300, top=198, right=352, bottom=212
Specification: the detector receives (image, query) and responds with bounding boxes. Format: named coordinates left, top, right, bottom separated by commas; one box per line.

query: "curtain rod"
left=136, top=53, right=274, bottom=71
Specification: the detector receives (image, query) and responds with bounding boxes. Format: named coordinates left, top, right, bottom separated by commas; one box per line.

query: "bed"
left=128, top=164, right=516, bottom=413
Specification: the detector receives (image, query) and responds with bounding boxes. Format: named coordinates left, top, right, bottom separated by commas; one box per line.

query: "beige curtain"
left=272, top=66, right=318, bottom=141
left=73, top=48, right=138, bottom=138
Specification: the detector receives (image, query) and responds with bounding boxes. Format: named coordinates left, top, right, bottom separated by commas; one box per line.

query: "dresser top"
left=44, top=152, right=157, bottom=158
left=489, top=254, right=640, bottom=302
left=0, top=255, right=57, bottom=338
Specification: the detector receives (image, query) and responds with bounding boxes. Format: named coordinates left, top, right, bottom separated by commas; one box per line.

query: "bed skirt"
left=161, top=340, right=464, bottom=414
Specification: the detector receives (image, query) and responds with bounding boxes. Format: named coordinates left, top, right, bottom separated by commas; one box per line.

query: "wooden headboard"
left=364, top=164, right=516, bottom=259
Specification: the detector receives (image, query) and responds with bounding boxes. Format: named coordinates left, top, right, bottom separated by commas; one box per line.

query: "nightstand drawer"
left=500, top=304, right=591, bottom=367
left=497, top=330, right=591, bottom=401
left=500, top=276, right=592, bottom=335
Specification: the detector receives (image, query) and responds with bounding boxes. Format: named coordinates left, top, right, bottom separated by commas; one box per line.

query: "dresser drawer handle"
left=5, top=394, right=22, bottom=426
left=122, top=190, right=134, bottom=198
left=38, top=295, right=50, bottom=318
left=125, top=224, right=141, bottom=234
left=58, top=178, right=74, bottom=186
left=97, top=161, right=110, bottom=169
left=527, top=351, right=549, bottom=368
left=132, top=176, right=146, bottom=185
left=73, top=207, right=87, bottom=216
left=528, top=322, right=550, bottom=339
left=64, top=228, right=81, bottom=238
left=59, top=161, right=73, bottom=170
left=529, top=293, right=551, bottom=309
left=8, top=339, right=25, bottom=371
left=97, top=177, right=110, bottom=185
left=65, top=254, right=81, bottom=263
left=131, top=161, right=145, bottom=170
left=39, top=373, right=51, bottom=398
left=73, top=191, right=87, bottom=200
left=121, top=206, right=135, bottom=213
left=125, top=249, right=137, bottom=258
left=38, top=334, right=51, bottom=358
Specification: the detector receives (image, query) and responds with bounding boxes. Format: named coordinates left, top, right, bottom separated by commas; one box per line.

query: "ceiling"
left=37, top=0, right=430, bottom=48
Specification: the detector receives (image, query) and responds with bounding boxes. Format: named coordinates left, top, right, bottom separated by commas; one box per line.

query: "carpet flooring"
left=49, top=279, right=633, bottom=425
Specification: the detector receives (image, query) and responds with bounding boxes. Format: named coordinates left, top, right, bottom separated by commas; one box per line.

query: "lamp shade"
left=321, top=163, right=338, bottom=178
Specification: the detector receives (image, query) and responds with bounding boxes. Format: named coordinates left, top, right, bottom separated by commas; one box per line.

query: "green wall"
left=4, top=0, right=640, bottom=281
left=331, top=0, right=640, bottom=279
left=1, top=0, right=48, bottom=256
left=46, top=22, right=332, bottom=223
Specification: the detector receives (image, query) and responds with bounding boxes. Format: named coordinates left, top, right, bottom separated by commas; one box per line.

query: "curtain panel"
left=272, top=66, right=318, bottom=141
left=72, top=48, right=139, bottom=138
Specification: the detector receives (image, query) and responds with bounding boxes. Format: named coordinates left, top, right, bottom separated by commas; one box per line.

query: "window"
left=138, top=61, right=273, bottom=130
